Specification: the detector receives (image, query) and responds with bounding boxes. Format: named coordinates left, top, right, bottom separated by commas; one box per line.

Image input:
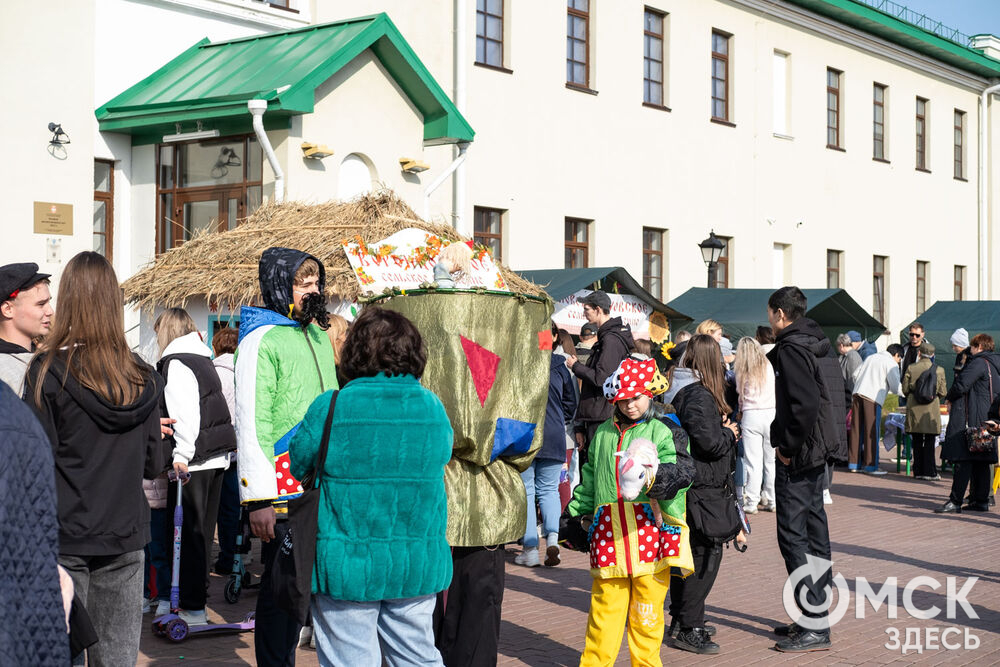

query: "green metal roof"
left=96, top=13, right=474, bottom=146
left=784, top=0, right=1000, bottom=78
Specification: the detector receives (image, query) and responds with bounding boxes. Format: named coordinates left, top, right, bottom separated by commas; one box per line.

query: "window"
left=565, top=218, right=590, bottom=268
left=873, top=83, right=886, bottom=160
left=827, top=249, right=842, bottom=289
left=642, top=227, right=664, bottom=299
left=94, top=160, right=113, bottom=262
left=954, top=109, right=966, bottom=179
left=156, top=135, right=263, bottom=252
left=714, top=236, right=731, bottom=288
left=711, top=30, right=730, bottom=122
left=826, top=68, right=842, bottom=149
left=476, top=0, right=504, bottom=69
left=954, top=265, right=966, bottom=301
left=772, top=51, right=789, bottom=135
left=474, top=207, right=503, bottom=261
left=916, top=97, right=928, bottom=170
left=265, top=0, right=297, bottom=11
left=643, top=8, right=666, bottom=107
left=567, top=0, right=590, bottom=88
left=916, top=261, right=928, bottom=315
left=338, top=153, right=375, bottom=201
left=873, top=255, right=887, bottom=325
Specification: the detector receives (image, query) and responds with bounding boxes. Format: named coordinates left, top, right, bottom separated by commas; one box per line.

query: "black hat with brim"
left=0, top=263, right=50, bottom=301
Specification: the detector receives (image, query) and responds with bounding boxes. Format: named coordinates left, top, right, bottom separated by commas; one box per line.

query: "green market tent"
left=667, top=288, right=884, bottom=343
left=900, top=301, right=1000, bottom=384
left=516, top=267, right=691, bottom=324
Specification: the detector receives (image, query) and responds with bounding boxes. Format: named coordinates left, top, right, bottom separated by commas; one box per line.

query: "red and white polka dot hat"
left=603, top=356, right=668, bottom=403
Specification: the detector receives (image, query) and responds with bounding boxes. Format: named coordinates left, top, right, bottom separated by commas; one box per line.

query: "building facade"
left=3, top=0, right=1000, bottom=344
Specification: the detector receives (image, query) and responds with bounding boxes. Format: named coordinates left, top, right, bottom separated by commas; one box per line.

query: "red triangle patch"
left=460, top=336, right=501, bottom=407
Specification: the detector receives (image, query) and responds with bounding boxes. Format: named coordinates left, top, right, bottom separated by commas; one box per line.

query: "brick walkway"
left=138, top=464, right=999, bottom=665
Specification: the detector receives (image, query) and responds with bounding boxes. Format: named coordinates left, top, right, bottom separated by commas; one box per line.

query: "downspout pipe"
left=424, top=142, right=469, bottom=221
left=453, top=0, right=468, bottom=234
left=248, top=99, right=284, bottom=204
left=978, top=82, right=1000, bottom=298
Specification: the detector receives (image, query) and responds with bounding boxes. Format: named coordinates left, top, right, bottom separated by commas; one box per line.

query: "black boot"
left=962, top=502, right=990, bottom=512
left=934, top=500, right=962, bottom=513
left=775, top=630, right=832, bottom=652
left=673, top=627, right=720, bottom=655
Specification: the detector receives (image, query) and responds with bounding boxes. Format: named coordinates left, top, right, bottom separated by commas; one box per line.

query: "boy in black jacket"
left=766, top=286, right=835, bottom=653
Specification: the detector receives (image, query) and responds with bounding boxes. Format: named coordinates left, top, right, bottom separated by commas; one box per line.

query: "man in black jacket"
left=564, top=290, right=634, bottom=463
left=766, top=287, right=836, bottom=652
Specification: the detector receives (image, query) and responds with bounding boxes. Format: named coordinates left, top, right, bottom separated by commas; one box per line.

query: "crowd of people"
left=0, top=250, right=997, bottom=666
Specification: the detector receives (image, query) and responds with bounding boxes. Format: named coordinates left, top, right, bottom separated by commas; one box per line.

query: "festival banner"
left=552, top=289, right=654, bottom=338
left=342, top=228, right=509, bottom=294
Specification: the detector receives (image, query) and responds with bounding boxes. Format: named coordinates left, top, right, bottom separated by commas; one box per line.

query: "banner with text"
left=552, top=289, right=653, bottom=338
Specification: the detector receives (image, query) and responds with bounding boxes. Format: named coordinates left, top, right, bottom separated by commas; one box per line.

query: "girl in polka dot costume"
left=567, top=356, right=695, bottom=666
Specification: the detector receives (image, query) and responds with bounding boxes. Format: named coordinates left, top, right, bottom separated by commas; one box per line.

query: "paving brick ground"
left=138, top=462, right=999, bottom=665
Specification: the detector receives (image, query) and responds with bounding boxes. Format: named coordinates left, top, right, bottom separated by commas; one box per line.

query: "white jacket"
left=739, top=360, right=776, bottom=411
left=852, top=351, right=902, bottom=406
left=213, top=353, right=236, bottom=420
left=161, top=332, right=230, bottom=472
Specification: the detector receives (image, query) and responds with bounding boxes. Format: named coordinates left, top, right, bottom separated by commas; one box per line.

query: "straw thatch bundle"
left=123, top=190, right=544, bottom=311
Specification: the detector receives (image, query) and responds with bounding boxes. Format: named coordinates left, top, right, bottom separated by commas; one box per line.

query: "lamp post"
left=699, top=231, right=726, bottom=288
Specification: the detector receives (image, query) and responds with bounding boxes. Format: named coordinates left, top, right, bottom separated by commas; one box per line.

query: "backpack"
left=911, top=364, right=938, bottom=405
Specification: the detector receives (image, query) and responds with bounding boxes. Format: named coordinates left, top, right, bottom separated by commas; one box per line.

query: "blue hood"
left=238, top=306, right=299, bottom=344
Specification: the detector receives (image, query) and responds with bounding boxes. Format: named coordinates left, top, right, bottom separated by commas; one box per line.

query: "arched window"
left=338, top=153, right=376, bottom=200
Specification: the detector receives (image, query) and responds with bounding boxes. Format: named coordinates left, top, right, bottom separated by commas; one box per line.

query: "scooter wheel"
left=165, top=619, right=189, bottom=642
left=224, top=578, right=241, bottom=604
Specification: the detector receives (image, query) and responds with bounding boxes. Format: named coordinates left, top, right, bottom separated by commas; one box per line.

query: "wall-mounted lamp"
left=163, top=121, right=220, bottom=143
left=399, top=157, right=429, bottom=174
left=48, top=122, right=71, bottom=145
left=301, top=142, right=333, bottom=159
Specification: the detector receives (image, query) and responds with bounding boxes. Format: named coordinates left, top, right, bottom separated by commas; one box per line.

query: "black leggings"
left=668, top=530, right=723, bottom=630
left=910, top=433, right=938, bottom=478
left=165, top=468, right=224, bottom=610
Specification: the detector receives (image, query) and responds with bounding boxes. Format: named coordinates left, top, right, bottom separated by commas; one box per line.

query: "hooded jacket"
left=542, top=354, right=577, bottom=462
left=0, top=338, right=32, bottom=397
left=671, top=381, right=737, bottom=492
left=572, top=317, right=634, bottom=424
left=24, top=353, right=167, bottom=556
left=941, top=351, right=1000, bottom=463
left=235, top=248, right=338, bottom=509
left=158, top=332, right=236, bottom=468
left=767, top=317, right=839, bottom=474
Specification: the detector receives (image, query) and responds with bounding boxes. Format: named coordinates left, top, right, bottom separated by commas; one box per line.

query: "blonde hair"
left=154, top=308, right=198, bottom=356
left=696, top=319, right=722, bottom=337
left=733, top=337, right=768, bottom=397
left=326, top=314, right=350, bottom=364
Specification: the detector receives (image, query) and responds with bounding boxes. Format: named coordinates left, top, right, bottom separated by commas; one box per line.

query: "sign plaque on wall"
left=33, top=202, right=73, bottom=235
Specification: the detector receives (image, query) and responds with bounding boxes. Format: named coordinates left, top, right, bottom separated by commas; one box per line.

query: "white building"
left=3, top=0, right=1000, bottom=343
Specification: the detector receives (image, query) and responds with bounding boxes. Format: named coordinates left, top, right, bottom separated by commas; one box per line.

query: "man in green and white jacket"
left=235, top=246, right=337, bottom=666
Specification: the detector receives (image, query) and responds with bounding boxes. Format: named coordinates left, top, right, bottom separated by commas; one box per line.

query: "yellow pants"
left=580, top=572, right=670, bottom=667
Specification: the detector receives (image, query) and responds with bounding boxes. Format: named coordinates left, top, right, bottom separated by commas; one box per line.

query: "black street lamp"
left=699, top=231, right=726, bottom=288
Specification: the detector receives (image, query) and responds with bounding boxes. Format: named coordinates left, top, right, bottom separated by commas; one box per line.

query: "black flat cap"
left=0, top=263, right=50, bottom=301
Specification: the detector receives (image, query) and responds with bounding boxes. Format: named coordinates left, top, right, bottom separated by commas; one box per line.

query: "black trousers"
left=214, top=464, right=241, bottom=570
left=668, top=531, right=723, bottom=630
left=255, top=519, right=300, bottom=667
left=775, top=464, right=832, bottom=632
left=949, top=461, right=992, bottom=505
left=434, top=546, right=505, bottom=667
left=165, top=467, right=224, bottom=610
left=910, top=433, right=938, bottom=478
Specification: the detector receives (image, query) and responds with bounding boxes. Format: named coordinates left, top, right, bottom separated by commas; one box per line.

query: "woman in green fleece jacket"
left=289, top=306, right=454, bottom=666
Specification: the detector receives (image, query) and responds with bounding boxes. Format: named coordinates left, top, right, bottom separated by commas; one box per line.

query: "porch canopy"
left=900, top=301, right=1000, bottom=384
left=96, top=13, right=474, bottom=145
left=516, top=267, right=691, bottom=337
left=667, top=287, right=884, bottom=344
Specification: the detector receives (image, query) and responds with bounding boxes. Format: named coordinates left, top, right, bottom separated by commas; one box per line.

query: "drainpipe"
left=978, top=82, right=1000, bottom=298
left=424, top=142, right=469, bottom=221
left=453, top=0, right=468, bottom=233
left=248, top=99, right=284, bottom=204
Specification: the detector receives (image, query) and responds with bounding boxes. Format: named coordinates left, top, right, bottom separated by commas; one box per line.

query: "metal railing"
left=853, top=0, right=973, bottom=47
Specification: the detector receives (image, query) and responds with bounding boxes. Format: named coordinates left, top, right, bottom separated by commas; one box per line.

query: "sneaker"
left=673, top=627, right=720, bottom=654
left=742, top=503, right=759, bottom=514
left=775, top=630, right=832, bottom=652
left=774, top=622, right=802, bottom=637
left=154, top=599, right=171, bottom=617
left=864, top=469, right=887, bottom=476
left=544, top=533, right=561, bottom=567
left=666, top=619, right=716, bottom=640
left=758, top=500, right=776, bottom=513
left=142, top=597, right=152, bottom=614
left=177, top=608, right=209, bottom=626
left=298, top=625, right=313, bottom=648
left=928, top=475, right=942, bottom=481
left=822, top=489, right=833, bottom=505
left=514, top=547, right=540, bottom=567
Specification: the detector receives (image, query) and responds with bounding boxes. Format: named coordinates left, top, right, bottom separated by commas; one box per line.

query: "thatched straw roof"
left=123, top=190, right=544, bottom=311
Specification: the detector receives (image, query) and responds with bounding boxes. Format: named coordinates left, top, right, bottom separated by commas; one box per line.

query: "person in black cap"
left=575, top=321, right=598, bottom=364
left=0, top=262, right=52, bottom=395
left=564, top=290, right=634, bottom=464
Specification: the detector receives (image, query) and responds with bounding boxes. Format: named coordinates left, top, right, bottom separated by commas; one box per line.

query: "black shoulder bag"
left=271, top=390, right=338, bottom=625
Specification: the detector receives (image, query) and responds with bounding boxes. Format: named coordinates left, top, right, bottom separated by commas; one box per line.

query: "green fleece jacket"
left=289, top=374, right=454, bottom=601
